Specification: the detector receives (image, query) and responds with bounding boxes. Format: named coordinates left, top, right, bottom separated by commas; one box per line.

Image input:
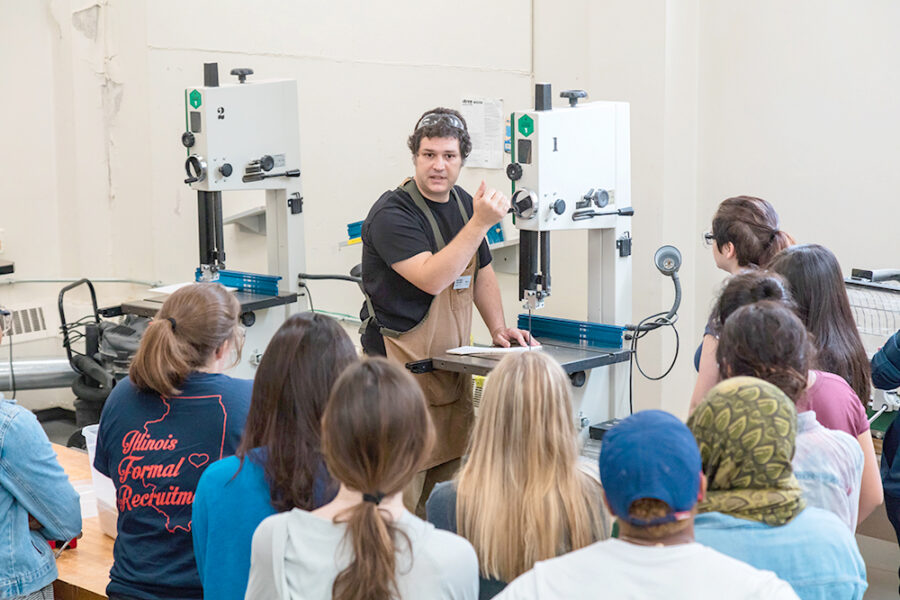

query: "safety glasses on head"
left=415, top=112, right=465, bottom=132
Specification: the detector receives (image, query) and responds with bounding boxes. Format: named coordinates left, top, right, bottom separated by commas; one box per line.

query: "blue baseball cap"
left=599, top=410, right=702, bottom=526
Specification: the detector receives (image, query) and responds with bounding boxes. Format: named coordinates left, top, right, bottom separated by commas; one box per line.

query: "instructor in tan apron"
left=359, top=107, right=537, bottom=516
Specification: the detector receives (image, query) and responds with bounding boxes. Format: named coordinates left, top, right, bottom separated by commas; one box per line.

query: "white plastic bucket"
left=82, top=424, right=118, bottom=539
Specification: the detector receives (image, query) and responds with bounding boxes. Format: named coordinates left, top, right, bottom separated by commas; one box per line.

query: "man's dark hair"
left=407, top=107, right=472, bottom=160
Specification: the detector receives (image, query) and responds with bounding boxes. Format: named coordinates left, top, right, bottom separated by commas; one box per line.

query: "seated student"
left=871, top=329, right=900, bottom=592
left=713, top=271, right=881, bottom=523
left=769, top=244, right=871, bottom=410
left=768, top=246, right=883, bottom=521
left=94, top=283, right=252, bottom=600
left=0, top=318, right=82, bottom=600
left=716, top=301, right=864, bottom=530
left=246, top=358, right=478, bottom=600
left=192, top=313, right=357, bottom=600
left=689, top=195, right=794, bottom=413
left=426, top=351, right=607, bottom=599
left=690, top=377, right=867, bottom=600
left=494, top=410, right=798, bottom=600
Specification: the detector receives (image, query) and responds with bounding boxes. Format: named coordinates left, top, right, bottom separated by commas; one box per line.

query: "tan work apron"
left=378, top=179, right=477, bottom=470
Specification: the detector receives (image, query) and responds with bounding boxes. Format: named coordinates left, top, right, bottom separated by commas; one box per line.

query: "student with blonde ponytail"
left=93, top=283, right=252, bottom=600
left=246, top=358, right=478, bottom=600
left=427, top=351, right=608, bottom=598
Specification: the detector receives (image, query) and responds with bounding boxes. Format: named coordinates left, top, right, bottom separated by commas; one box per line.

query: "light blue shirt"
left=192, top=450, right=335, bottom=600
left=695, top=508, right=866, bottom=600
left=0, top=396, right=82, bottom=599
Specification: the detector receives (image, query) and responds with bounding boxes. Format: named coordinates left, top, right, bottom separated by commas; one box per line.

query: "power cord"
left=626, top=310, right=680, bottom=415
left=299, top=282, right=315, bottom=313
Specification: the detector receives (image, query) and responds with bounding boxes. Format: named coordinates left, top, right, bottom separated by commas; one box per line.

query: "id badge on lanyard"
left=453, top=275, right=472, bottom=290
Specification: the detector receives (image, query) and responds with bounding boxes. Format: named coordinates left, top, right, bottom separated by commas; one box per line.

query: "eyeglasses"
left=702, top=231, right=716, bottom=248
left=415, top=112, right=465, bottom=132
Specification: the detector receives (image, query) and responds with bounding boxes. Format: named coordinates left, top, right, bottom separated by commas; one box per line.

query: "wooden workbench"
left=51, top=444, right=114, bottom=600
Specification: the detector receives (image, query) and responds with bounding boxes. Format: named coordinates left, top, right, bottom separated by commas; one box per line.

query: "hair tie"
left=362, top=492, right=385, bottom=505
left=166, top=317, right=177, bottom=332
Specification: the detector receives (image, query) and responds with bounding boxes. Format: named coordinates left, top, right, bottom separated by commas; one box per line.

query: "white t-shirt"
left=246, top=507, right=478, bottom=600
left=793, top=410, right=864, bottom=531
left=494, top=538, right=798, bottom=600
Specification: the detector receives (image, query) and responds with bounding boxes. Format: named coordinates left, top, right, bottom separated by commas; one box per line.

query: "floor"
left=860, top=535, right=900, bottom=599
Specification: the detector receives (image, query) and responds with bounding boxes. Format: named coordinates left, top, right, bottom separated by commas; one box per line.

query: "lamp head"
left=654, top=245, right=682, bottom=276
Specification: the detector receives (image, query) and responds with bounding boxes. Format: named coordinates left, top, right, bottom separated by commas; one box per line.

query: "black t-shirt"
left=359, top=185, right=492, bottom=354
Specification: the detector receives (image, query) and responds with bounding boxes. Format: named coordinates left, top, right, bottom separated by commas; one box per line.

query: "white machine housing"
left=510, top=99, right=633, bottom=430
left=183, top=77, right=306, bottom=378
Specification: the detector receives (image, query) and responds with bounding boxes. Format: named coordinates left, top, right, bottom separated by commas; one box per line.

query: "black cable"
left=299, top=283, right=315, bottom=313
left=626, top=310, right=680, bottom=414
left=298, top=272, right=361, bottom=284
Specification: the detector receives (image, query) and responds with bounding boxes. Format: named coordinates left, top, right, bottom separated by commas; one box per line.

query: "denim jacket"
left=0, top=396, right=82, bottom=598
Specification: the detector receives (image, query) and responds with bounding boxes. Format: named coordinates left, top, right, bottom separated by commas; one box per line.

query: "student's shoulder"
left=693, top=545, right=799, bottom=598
left=197, top=455, right=244, bottom=488
left=409, top=513, right=477, bottom=565
left=427, top=480, right=457, bottom=506
left=813, top=371, right=858, bottom=396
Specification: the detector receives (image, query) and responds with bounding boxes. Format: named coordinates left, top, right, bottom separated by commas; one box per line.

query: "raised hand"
left=472, top=180, right=509, bottom=229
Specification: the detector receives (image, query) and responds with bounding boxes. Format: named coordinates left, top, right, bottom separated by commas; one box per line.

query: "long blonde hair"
left=456, top=351, right=605, bottom=582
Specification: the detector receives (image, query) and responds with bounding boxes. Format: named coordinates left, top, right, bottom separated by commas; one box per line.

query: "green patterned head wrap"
left=687, top=376, right=805, bottom=527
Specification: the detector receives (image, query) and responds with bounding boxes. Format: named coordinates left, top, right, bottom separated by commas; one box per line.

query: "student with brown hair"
left=93, top=283, right=252, bottom=600
left=711, top=272, right=882, bottom=523
left=689, top=196, right=794, bottom=412
left=246, top=358, right=478, bottom=600
left=768, top=243, right=872, bottom=405
left=426, top=351, right=607, bottom=598
left=192, top=312, right=357, bottom=600
left=716, top=301, right=866, bottom=530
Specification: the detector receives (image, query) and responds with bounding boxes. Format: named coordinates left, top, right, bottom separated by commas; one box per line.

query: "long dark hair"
left=712, top=196, right=794, bottom=268
left=717, top=301, right=813, bottom=404
left=130, top=283, right=242, bottom=396
left=769, top=244, right=871, bottom=404
left=323, top=358, right=434, bottom=600
left=713, top=270, right=795, bottom=335
left=237, top=312, right=357, bottom=512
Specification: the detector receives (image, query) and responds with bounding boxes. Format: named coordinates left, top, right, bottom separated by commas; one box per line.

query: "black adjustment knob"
left=230, top=68, right=254, bottom=83
left=506, top=163, right=523, bottom=181
left=560, top=89, right=588, bottom=107
left=219, top=163, right=233, bottom=177
left=181, top=131, right=195, bottom=148
left=259, top=155, right=275, bottom=172
left=184, top=155, right=207, bottom=185
left=512, top=190, right=536, bottom=219
left=240, top=311, right=256, bottom=327
left=551, top=199, right=566, bottom=215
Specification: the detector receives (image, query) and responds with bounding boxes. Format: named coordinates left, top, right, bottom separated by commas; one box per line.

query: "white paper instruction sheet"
left=460, top=97, right=504, bottom=169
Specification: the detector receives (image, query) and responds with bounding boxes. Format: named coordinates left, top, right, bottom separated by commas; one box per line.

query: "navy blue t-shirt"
left=94, top=372, right=252, bottom=599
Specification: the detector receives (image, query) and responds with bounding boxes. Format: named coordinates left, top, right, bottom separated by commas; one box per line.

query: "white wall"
left=3, top=1, right=897, bottom=419
left=695, top=1, right=900, bottom=333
